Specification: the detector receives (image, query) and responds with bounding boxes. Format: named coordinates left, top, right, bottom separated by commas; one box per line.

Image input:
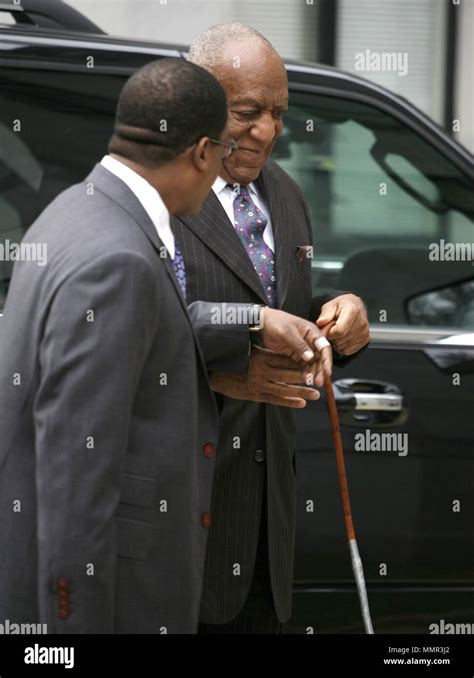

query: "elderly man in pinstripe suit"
left=172, top=23, right=370, bottom=633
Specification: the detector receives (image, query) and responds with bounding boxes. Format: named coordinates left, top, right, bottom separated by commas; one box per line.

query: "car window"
left=0, top=67, right=124, bottom=309
left=274, top=93, right=473, bottom=329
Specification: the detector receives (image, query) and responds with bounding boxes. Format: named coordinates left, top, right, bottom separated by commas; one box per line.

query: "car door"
left=274, top=84, right=474, bottom=633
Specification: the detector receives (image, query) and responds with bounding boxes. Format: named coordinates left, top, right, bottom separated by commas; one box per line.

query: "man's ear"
left=190, top=137, right=211, bottom=172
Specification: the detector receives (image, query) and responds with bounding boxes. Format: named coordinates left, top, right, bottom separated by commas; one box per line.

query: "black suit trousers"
left=198, top=474, right=281, bottom=635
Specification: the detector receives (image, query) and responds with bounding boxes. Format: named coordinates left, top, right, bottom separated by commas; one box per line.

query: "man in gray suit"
left=170, top=24, right=371, bottom=633
left=0, top=58, right=332, bottom=634
left=0, top=57, right=231, bottom=635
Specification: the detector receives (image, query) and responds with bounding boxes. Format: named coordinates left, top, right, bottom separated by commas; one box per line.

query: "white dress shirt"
left=100, top=154, right=175, bottom=259
left=212, top=175, right=275, bottom=252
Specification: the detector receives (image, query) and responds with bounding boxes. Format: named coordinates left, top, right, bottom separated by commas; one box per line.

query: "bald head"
left=188, top=22, right=275, bottom=71
left=189, top=22, right=288, bottom=185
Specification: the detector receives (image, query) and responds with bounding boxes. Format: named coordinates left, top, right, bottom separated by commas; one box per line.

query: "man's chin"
left=222, top=163, right=265, bottom=185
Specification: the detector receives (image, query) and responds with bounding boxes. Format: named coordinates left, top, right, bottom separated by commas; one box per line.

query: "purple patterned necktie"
left=230, top=184, right=277, bottom=307
left=172, top=245, right=187, bottom=299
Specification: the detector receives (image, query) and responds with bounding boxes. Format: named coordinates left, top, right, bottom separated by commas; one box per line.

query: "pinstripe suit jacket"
left=172, top=159, right=340, bottom=624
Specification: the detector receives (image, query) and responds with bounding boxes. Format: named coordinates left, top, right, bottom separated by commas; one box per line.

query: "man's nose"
left=248, top=112, right=280, bottom=144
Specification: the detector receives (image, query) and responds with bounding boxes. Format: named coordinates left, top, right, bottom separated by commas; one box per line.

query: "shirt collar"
left=100, top=154, right=174, bottom=258
left=101, top=155, right=168, bottom=212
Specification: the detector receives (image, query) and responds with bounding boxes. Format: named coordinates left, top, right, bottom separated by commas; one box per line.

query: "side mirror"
left=406, top=279, right=474, bottom=328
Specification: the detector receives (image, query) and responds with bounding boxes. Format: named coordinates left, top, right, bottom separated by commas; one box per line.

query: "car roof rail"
left=0, top=0, right=105, bottom=34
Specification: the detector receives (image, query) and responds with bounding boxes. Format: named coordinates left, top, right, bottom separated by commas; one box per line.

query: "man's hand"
left=210, top=345, right=323, bottom=408
left=260, top=307, right=332, bottom=379
left=316, top=294, right=369, bottom=356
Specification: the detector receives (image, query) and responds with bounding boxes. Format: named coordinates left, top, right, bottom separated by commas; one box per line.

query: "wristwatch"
left=248, top=304, right=265, bottom=332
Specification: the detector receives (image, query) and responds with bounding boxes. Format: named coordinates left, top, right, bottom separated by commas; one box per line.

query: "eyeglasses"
left=209, top=137, right=239, bottom=157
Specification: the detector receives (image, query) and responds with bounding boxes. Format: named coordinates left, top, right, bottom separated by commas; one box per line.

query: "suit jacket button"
left=254, top=449, right=265, bottom=463
left=201, top=513, right=212, bottom=528
left=203, top=442, right=216, bottom=459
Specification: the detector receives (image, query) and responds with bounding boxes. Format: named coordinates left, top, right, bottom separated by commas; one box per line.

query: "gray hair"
left=188, top=22, right=275, bottom=70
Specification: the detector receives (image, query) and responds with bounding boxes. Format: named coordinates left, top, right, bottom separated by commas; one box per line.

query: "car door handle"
left=354, top=392, right=403, bottom=411
left=332, top=379, right=408, bottom=428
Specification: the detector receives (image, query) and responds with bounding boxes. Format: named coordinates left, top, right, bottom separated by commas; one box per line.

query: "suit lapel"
left=256, top=163, right=291, bottom=308
left=176, top=163, right=292, bottom=309
left=173, top=190, right=269, bottom=305
left=86, top=164, right=190, bottom=319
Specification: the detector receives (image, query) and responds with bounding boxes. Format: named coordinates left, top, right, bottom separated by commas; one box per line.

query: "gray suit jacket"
left=0, top=164, right=243, bottom=634
left=172, top=159, right=354, bottom=624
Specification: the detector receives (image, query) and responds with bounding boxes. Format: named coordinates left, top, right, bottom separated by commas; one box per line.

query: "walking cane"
left=315, top=330, right=374, bottom=634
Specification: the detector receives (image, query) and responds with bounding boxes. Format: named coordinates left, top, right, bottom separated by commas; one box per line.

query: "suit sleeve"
left=187, top=300, right=252, bottom=374
left=33, top=251, right=159, bottom=633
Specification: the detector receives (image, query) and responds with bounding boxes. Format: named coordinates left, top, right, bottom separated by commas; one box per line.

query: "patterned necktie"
left=230, top=184, right=277, bottom=307
left=172, top=245, right=187, bottom=299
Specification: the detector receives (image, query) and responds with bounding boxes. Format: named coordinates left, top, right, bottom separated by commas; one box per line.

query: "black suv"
left=1, top=0, right=473, bottom=634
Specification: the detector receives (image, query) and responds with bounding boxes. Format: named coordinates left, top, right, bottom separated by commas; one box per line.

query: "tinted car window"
left=0, top=67, right=124, bottom=308
left=274, top=94, right=473, bottom=328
